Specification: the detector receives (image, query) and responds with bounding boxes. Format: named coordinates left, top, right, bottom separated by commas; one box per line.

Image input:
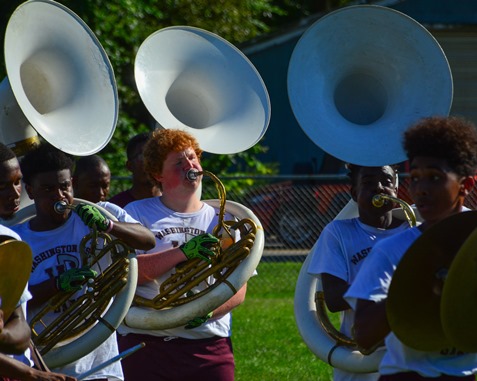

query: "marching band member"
left=108, top=132, right=161, bottom=208
left=0, top=142, right=76, bottom=381
left=308, top=163, right=409, bottom=381
left=117, top=129, right=247, bottom=381
left=73, top=155, right=111, bottom=203
left=72, top=154, right=144, bottom=227
left=11, top=143, right=155, bottom=381
left=345, top=116, right=477, bottom=380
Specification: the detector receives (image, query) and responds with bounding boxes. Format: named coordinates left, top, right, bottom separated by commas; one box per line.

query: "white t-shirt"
left=308, top=218, right=408, bottom=381
left=12, top=214, right=124, bottom=380
left=97, top=201, right=138, bottom=223
left=345, top=224, right=477, bottom=377
left=120, top=197, right=234, bottom=339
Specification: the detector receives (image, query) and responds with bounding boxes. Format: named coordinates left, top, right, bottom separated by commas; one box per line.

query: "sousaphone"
left=291, top=4, right=452, bottom=373
left=2, top=0, right=135, bottom=369
left=124, top=26, right=269, bottom=329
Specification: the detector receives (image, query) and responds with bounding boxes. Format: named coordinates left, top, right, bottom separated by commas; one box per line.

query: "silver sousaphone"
left=2, top=0, right=135, bottom=369
left=290, top=5, right=452, bottom=373
left=124, top=26, right=270, bottom=329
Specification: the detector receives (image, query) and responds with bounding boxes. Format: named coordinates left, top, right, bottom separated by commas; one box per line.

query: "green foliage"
left=201, top=144, right=279, bottom=195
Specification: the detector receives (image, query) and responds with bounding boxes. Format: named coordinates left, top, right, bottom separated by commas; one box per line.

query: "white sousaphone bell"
left=291, top=5, right=453, bottom=374
left=124, top=26, right=269, bottom=330
left=1, top=0, right=135, bottom=369
left=134, top=26, right=271, bottom=154
left=1, top=0, right=118, bottom=157
left=288, top=5, right=453, bottom=167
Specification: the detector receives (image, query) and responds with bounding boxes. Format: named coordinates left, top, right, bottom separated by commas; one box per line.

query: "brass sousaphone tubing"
left=372, top=194, right=417, bottom=228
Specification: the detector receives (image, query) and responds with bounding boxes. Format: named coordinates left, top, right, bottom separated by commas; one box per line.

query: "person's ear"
left=126, top=160, right=133, bottom=172
left=151, top=173, right=162, bottom=183
left=25, top=183, right=34, bottom=200
left=460, top=176, right=475, bottom=196
left=350, top=185, right=358, bottom=202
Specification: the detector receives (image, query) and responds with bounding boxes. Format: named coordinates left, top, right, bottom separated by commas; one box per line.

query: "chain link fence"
left=110, top=175, right=477, bottom=294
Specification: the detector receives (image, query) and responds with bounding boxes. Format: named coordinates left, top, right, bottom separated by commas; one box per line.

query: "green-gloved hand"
left=179, top=233, right=219, bottom=263
left=185, top=312, right=213, bottom=329
left=56, top=267, right=98, bottom=292
left=75, top=203, right=110, bottom=231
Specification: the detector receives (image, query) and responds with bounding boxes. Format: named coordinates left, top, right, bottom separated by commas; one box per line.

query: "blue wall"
left=245, top=36, right=339, bottom=176
left=392, top=0, right=477, bottom=24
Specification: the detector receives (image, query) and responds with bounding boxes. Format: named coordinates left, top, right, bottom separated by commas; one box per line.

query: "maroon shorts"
left=379, top=373, right=475, bottom=380
left=118, top=333, right=235, bottom=381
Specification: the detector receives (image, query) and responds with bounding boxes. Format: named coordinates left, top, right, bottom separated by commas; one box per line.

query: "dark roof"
left=241, top=0, right=477, bottom=54
left=391, top=0, right=477, bottom=25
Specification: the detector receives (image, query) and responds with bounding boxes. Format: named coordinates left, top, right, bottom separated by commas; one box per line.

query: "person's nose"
left=100, top=187, right=109, bottom=201
left=8, top=184, right=21, bottom=200
left=412, top=180, right=428, bottom=196
left=56, top=187, right=67, bottom=199
left=375, top=181, right=385, bottom=193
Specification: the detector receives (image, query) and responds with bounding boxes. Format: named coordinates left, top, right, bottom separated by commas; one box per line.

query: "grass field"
left=232, top=261, right=335, bottom=381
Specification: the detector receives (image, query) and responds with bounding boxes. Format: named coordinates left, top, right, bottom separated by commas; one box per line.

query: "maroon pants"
left=379, top=373, right=475, bottom=380
left=118, top=333, right=235, bottom=381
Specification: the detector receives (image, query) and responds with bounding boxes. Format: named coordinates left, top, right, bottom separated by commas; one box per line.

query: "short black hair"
left=20, top=143, right=74, bottom=185
left=404, top=116, right=477, bottom=177
left=74, top=154, right=109, bottom=177
left=127, top=132, right=151, bottom=160
left=0, top=143, right=16, bottom=162
left=346, top=163, right=399, bottom=187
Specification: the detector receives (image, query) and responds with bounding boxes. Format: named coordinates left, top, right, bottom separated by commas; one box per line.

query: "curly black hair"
left=403, top=116, right=477, bottom=177
left=20, top=143, right=74, bottom=185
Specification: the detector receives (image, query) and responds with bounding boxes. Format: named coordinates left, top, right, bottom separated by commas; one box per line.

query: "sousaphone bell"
left=287, top=5, right=453, bottom=166
left=1, top=0, right=118, bottom=156
left=134, top=26, right=271, bottom=154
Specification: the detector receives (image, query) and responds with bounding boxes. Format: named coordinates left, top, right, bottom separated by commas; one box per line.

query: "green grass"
left=232, top=261, right=335, bottom=381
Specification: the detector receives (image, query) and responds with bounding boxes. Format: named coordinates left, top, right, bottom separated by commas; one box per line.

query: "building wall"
left=434, top=30, right=477, bottom=124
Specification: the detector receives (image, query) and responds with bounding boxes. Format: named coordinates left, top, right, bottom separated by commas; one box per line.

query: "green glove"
left=179, top=233, right=219, bottom=263
left=75, top=203, right=110, bottom=231
left=185, top=312, right=213, bottom=329
left=56, top=267, right=98, bottom=292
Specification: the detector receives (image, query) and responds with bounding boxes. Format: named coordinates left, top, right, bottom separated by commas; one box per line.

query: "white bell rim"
left=135, top=26, right=271, bottom=154
left=287, top=5, right=453, bottom=166
left=4, top=0, right=118, bottom=156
